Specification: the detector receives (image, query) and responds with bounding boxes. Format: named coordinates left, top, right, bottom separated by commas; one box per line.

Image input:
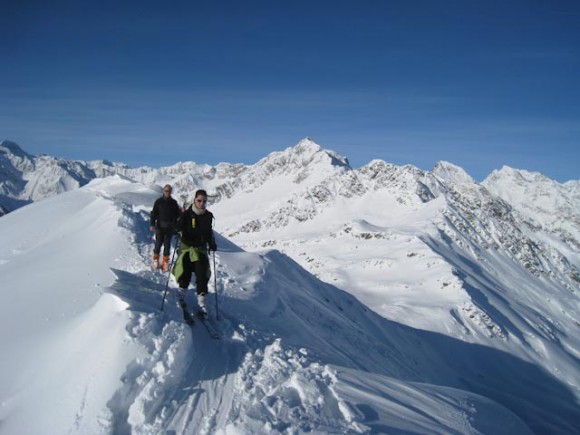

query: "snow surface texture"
left=0, top=138, right=579, bottom=434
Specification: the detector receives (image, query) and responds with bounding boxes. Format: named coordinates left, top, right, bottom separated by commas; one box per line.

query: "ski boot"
left=197, top=293, right=208, bottom=320
left=179, top=297, right=194, bottom=325
left=161, top=255, right=170, bottom=272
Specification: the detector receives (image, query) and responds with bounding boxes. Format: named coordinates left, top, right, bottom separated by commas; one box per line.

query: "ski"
left=183, top=311, right=195, bottom=326
left=173, top=299, right=219, bottom=337
left=178, top=299, right=195, bottom=326
left=198, top=314, right=221, bottom=339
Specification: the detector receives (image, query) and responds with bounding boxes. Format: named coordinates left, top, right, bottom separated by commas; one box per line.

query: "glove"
left=209, top=240, right=217, bottom=252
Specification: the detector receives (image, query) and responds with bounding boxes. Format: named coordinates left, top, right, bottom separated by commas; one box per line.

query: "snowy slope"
left=2, top=176, right=568, bottom=434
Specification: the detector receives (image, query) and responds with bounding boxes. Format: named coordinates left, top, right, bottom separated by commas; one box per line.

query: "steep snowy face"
left=357, top=160, right=438, bottom=204
left=483, top=166, right=580, bottom=249
left=0, top=140, right=98, bottom=209
left=424, top=167, right=579, bottom=375
left=433, top=164, right=580, bottom=286
left=0, top=140, right=33, bottom=197
left=0, top=140, right=34, bottom=162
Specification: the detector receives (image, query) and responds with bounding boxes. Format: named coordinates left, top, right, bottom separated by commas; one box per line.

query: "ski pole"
left=160, top=235, right=178, bottom=311
left=212, top=250, right=220, bottom=320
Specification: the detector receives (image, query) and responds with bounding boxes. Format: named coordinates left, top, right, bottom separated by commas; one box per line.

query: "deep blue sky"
left=2, top=0, right=579, bottom=181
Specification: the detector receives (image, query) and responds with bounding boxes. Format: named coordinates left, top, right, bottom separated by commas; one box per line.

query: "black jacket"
left=176, top=206, right=215, bottom=248
left=150, top=196, right=180, bottom=229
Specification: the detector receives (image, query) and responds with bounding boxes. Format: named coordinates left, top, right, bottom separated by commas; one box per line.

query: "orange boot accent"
left=153, top=253, right=160, bottom=269
left=162, top=256, right=170, bottom=272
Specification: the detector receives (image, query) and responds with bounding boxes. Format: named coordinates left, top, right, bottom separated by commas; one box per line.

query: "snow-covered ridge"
left=1, top=177, right=577, bottom=433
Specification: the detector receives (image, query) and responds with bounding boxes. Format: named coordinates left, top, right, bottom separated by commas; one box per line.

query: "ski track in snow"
left=107, top=265, right=362, bottom=434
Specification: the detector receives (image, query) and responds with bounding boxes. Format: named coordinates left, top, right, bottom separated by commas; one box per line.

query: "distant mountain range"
left=2, top=138, right=579, bottom=277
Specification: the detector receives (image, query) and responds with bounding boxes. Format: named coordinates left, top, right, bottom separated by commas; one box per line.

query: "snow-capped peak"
left=295, top=137, right=321, bottom=152
left=0, top=140, right=33, bottom=160
left=432, top=161, right=475, bottom=185
left=261, top=138, right=351, bottom=170
left=295, top=137, right=350, bottom=166
left=484, top=165, right=553, bottom=186
left=483, top=165, right=580, bottom=244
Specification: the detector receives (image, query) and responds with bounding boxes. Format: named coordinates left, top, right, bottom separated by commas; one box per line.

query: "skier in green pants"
left=173, top=189, right=217, bottom=322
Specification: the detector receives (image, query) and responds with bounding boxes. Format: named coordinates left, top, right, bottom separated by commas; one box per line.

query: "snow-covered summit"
left=0, top=140, right=33, bottom=160
left=483, top=165, right=580, bottom=248
left=484, top=165, right=569, bottom=192
left=432, top=160, right=476, bottom=185
left=296, top=136, right=350, bottom=167
left=252, top=137, right=351, bottom=180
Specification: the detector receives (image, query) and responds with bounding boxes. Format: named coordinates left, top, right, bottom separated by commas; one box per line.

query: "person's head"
left=163, top=184, right=173, bottom=197
left=194, top=189, right=208, bottom=210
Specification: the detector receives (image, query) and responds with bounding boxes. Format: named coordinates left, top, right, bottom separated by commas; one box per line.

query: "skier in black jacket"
left=150, top=184, right=181, bottom=271
left=173, top=189, right=217, bottom=321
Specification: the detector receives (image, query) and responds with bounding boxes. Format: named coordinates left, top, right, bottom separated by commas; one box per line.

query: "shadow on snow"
left=107, top=247, right=579, bottom=434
